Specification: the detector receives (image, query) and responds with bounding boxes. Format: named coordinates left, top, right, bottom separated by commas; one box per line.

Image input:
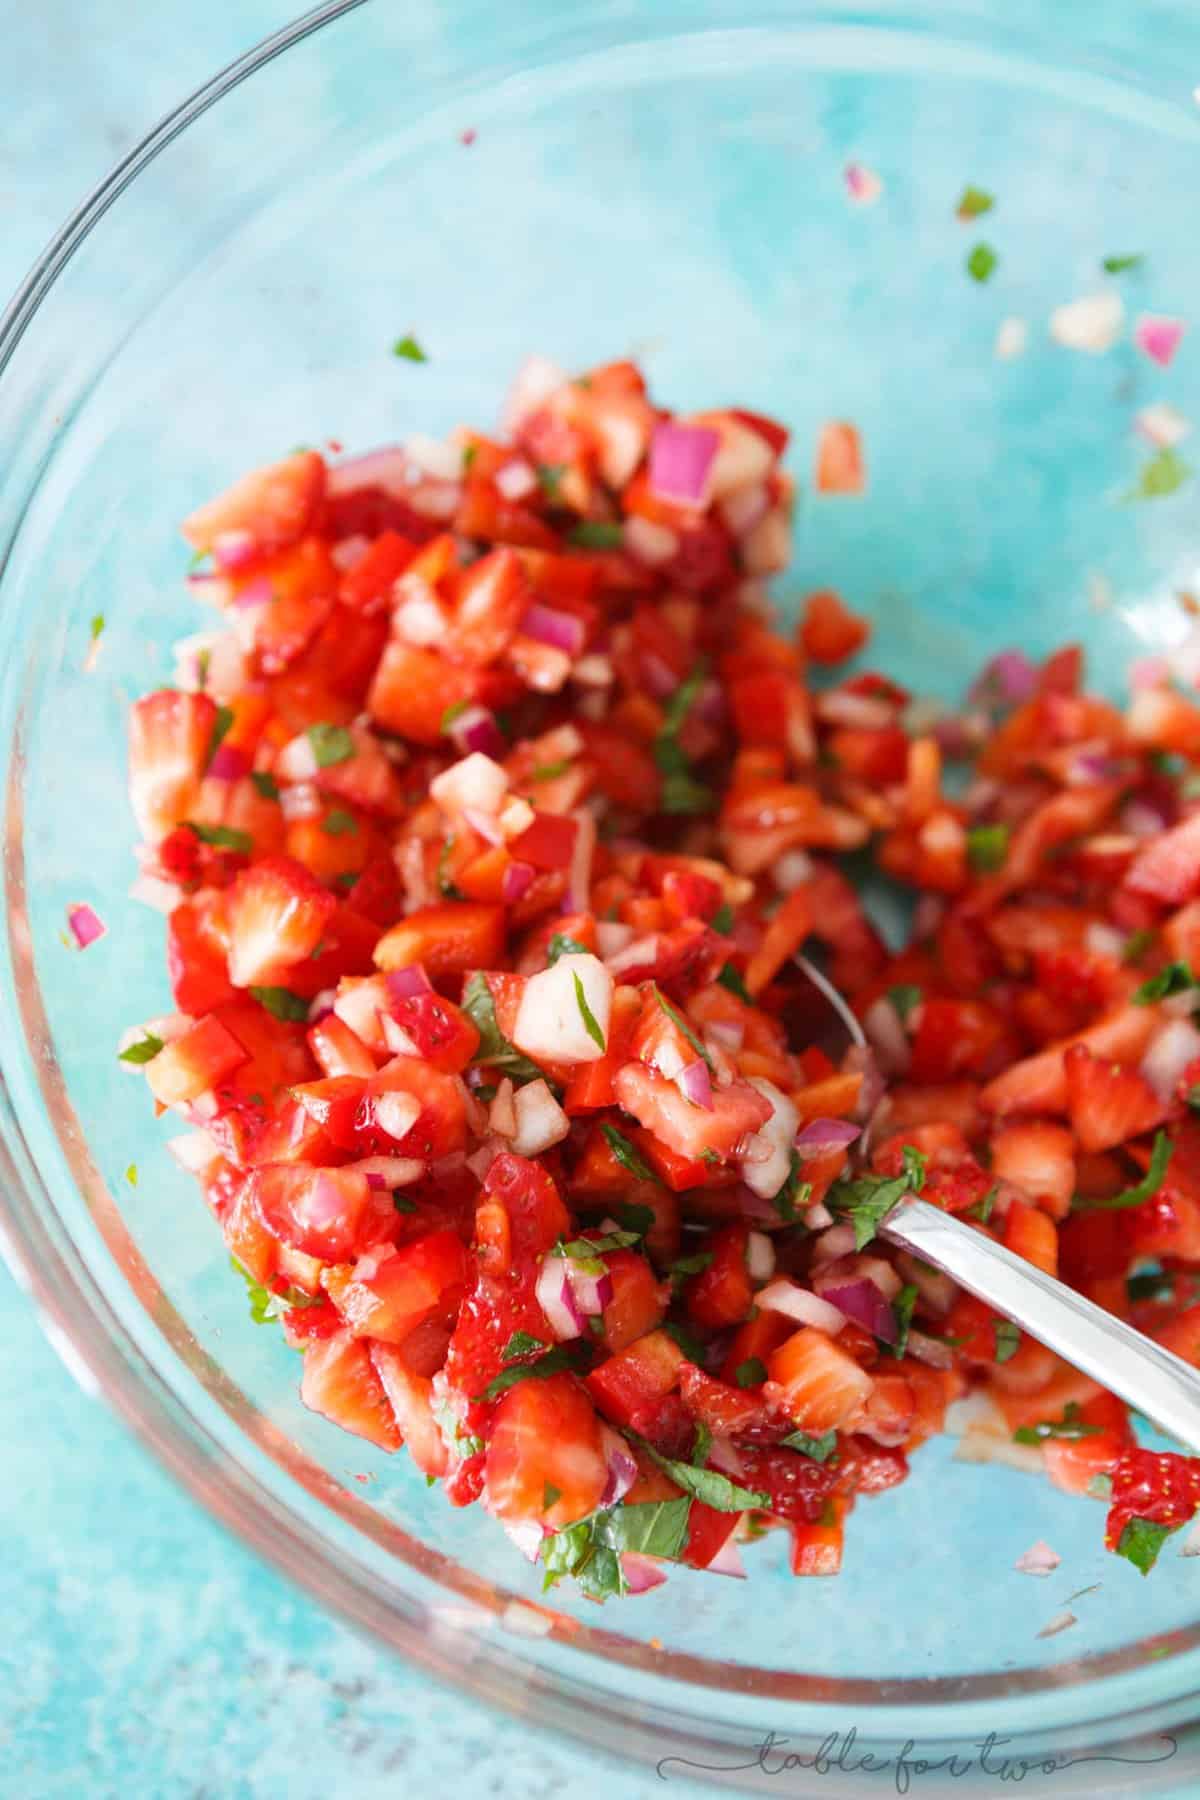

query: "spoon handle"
left=882, top=1199, right=1200, bottom=1453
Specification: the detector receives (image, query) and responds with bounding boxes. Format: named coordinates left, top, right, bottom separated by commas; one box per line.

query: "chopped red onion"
left=568, top=1265, right=614, bottom=1318
left=1014, top=1539, right=1062, bottom=1577
left=620, top=1552, right=669, bottom=1594
left=385, top=965, right=432, bottom=1003
left=1142, top=1018, right=1200, bottom=1103
left=207, top=744, right=249, bottom=782
left=676, top=1058, right=714, bottom=1111
left=606, top=933, right=661, bottom=975
left=600, top=1429, right=639, bottom=1508
left=520, top=603, right=586, bottom=658
left=502, top=860, right=536, bottom=904
left=816, top=690, right=895, bottom=731
left=326, top=447, right=410, bottom=500
left=66, top=902, right=106, bottom=950
left=795, top=1118, right=861, bottom=1157
left=969, top=649, right=1038, bottom=711
left=803, top=1199, right=834, bottom=1230
left=449, top=705, right=506, bottom=761
left=1121, top=797, right=1170, bottom=840
left=706, top=1019, right=744, bottom=1053
left=756, top=1279, right=846, bottom=1335
left=1069, top=748, right=1123, bottom=785
left=648, top=421, right=721, bottom=507
left=1135, top=313, right=1186, bottom=368
left=463, top=806, right=505, bottom=847
left=822, top=1279, right=897, bottom=1343
left=535, top=1255, right=585, bottom=1340
left=639, top=650, right=682, bottom=699
left=704, top=1536, right=748, bottom=1579
left=212, top=528, right=259, bottom=571
left=280, top=781, right=322, bottom=822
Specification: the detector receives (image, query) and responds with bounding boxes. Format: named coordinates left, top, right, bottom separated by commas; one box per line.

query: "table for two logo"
left=657, top=1728, right=1179, bottom=1794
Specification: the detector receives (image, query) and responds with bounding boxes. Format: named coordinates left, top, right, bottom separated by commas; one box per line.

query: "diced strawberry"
left=767, top=1328, right=874, bottom=1433
left=680, top=1500, right=742, bottom=1571
left=368, top=1347, right=448, bottom=1476
left=683, top=1224, right=754, bottom=1329
left=599, top=1249, right=667, bottom=1352
left=373, top=901, right=506, bottom=978
left=799, top=589, right=869, bottom=664
left=129, top=689, right=219, bottom=844
left=989, top=1120, right=1076, bottom=1219
left=224, top=855, right=337, bottom=988
left=1001, top=1199, right=1059, bottom=1277
left=909, top=998, right=1011, bottom=1083
left=386, top=990, right=480, bottom=1073
left=485, top=1371, right=608, bottom=1528
left=980, top=1006, right=1162, bottom=1117
left=1043, top=1390, right=1132, bottom=1497
left=856, top=1373, right=916, bottom=1447
left=1124, top=810, right=1200, bottom=906
left=613, top=1062, right=771, bottom=1163
left=338, top=530, right=419, bottom=613
left=182, top=450, right=325, bottom=559
left=1063, top=1043, right=1165, bottom=1153
left=1104, top=1447, right=1200, bottom=1556
left=357, top=1056, right=469, bottom=1160
left=788, top=1499, right=848, bottom=1575
left=322, top=1229, right=469, bottom=1344
left=166, top=895, right=236, bottom=1015
left=585, top=1328, right=685, bottom=1429
left=299, top=1328, right=402, bottom=1451
left=144, top=1014, right=247, bottom=1106
left=814, top=421, right=865, bottom=494
left=737, top=1444, right=839, bottom=1522
left=251, top=1163, right=372, bottom=1260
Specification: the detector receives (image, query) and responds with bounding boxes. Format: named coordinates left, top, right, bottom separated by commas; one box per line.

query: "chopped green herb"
left=1133, top=961, right=1197, bottom=1004
left=1115, top=1516, right=1177, bottom=1575
left=89, top=612, right=105, bottom=643
left=229, top=1255, right=320, bottom=1326
left=663, top=1320, right=707, bottom=1364
left=1073, top=1131, right=1173, bottom=1211
left=547, top=932, right=591, bottom=966
left=653, top=666, right=714, bottom=817
left=614, top=1200, right=657, bottom=1238
left=691, top=1420, right=713, bottom=1468
left=306, top=722, right=356, bottom=768
left=1102, top=253, right=1144, bottom=274
left=476, top=1344, right=574, bottom=1402
left=994, top=1319, right=1021, bottom=1364
left=772, top=1150, right=813, bottom=1223
left=568, top=520, right=623, bottom=549
left=205, top=704, right=234, bottom=768
left=1122, top=927, right=1157, bottom=964
left=125, top=1163, right=138, bottom=1187
left=552, top=1231, right=640, bottom=1277
left=658, top=771, right=716, bottom=816
left=967, top=242, right=998, bottom=283
left=636, top=1440, right=770, bottom=1513
left=250, top=770, right=281, bottom=801
left=600, top=1124, right=656, bottom=1184
left=536, top=464, right=566, bottom=498
left=734, top=1356, right=768, bottom=1388
left=543, top=1482, right=563, bottom=1509
left=716, top=961, right=751, bottom=1002
left=460, top=443, right=478, bottom=474
left=187, top=548, right=208, bottom=571
left=966, top=1185, right=998, bottom=1225
left=886, top=1284, right=919, bottom=1359
left=699, top=1148, right=721, bottom=1166
left=436, top=835, right=464, bottom=900
left=440, top=698, right=469, bottom=734
left=392, top=1192, right=417, bottom=1213
left=541, top=1497, right=692, bottom=1598
left=956, top=185, right=995, bottom=220
left=780, top=1429, right=838, bottom=1464
left=530, top=760, right=570, bottom=783
left=334, top=871, right=359, bottom=891
left=1127, top=448, right=1192, bottom=502
left=461, top=972, right=546, bottom=1084
left=887, top=984, right=923, bottom=1025
left=118, top=1032, right=164, bottom=1065
left=572, top=971, right=606, bottom=1051
left=183, top=821, right=253, bottom=853
left=195, top=648, right=211, bottom=690
left=828, top=1147, right=926, bottom=1251
left=711, top=903, right=734, bottom=935
left=966, top=823, right=1009, bottom=872
left=669, top=1250, right=713, bottom=1292
left=248, top=985, right=310, bottom=1023
left=392, top=333, right=428, bottom=363
left=502, top=1330, right=548, bottom=1361
left=322, top=808, right=359, bottom=837
left=1013, top=1401, right=1104, bottom=1445
left=653, top=985, right=712, bottom=1070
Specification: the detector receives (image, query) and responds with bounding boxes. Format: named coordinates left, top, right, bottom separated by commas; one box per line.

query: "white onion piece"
left=595, top=920, right=634, bottom=958
left=573, top=652, right=615, bottom=688
left=380, top=1015, right=420, bottom=1057
left=756, top=1279, right=846, bottom=1335
left=535, top=1255, right=584, bottom=1340
left=129, top=873, right=185, bottom=914
left=513, top=953, right=612, bottom=1064
left=405, top=432, right=467, bottom=482
left=745, top=1231, right=776, bottom=1285
left=167, top=1130, right=220, bottom=1174
left=488, top=1078, right=517, bottom=1139
left=623, top=514, right=679, bottom=567
left=863, top=996, right=911, bottom=1075
left=811, top=1223, right=857, bottom=1264
left=1084, top=921, right=1126, bottom=960
left=1141, top=1018, right=1200, bottom=1103
left=373, top=1091, right=422, bottom=1143
left=511, top=1080, right=570, bottom=1156
left=502, top=354, right=568, bottom=433
left=904, top=1330, right=956, bottom=1370
left=741, top=1078, right=800, bottom=1199
left=280, top=781, right=322, bottom=822
left=431, top=751, right=510, bottom=818
left=343, top=1154, right=424, bottom=1187
left=1050, top=291, right=1123, bottom=353
left=495, top=457, right=538, bottom=501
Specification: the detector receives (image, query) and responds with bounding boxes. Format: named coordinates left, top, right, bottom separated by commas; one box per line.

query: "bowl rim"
left=3, top=0, right=1200, bottom=1775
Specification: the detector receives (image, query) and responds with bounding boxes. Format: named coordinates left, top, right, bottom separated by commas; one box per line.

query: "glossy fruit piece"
left=358, top=1056, right=469, bottom=1160
left=856, top=1373, right=917, bottom=1448
left=737, top=1443, right=840, bottom=1522
left=613, top=1062, right=771, bottom=1164
left=165, top=895, right=236, bottom=1015
left=446, top=546, right=531, bottom=667
left=338, top=529, right=419, bottom=613
left=678, top=1364, right=791, bottom=1442
left=368, top=1348, right=448, bottom=1476
left=767, top=1328, right=874, bottom=1433
left=788, top=1498, right=849, bottom=1575
left=1042, top=1390, right=1133, bottom=1496
left=979, top=1006, right=1162, bottom=1117
left=989, top=1120, right=1076, bottom=1219
left=744, top=887, right=812, bottom=997
left=182, top=450, right=325, bottom=559
left=323, top=1229, right=469, bottom=1344
left=1104, top=1447, right=1200, bottom=1553
left=289, top=1076, right=366, bottom=1151
left=908, top=999, right=1011, bottom=1083
left=1001, top=1200, right=1059, bottom=1277
left=585, top=1328, right=685, bottom=1429
left=223, top=855, right=337, bottom=988
left=373, top=901, right=506, bottom=977
left=144, top=1014, right=247, bottom=1107
left=719, top=1309, right=795, bottom=1389
left=306, top=1012, right=378, bottom=1079
left=485, top=1371, right=608, bottom=1529
left=128, top=689, right=219, bottom=844
left=562, top=985, right=642, bottom=1113
left=299, top=1328, right=402, bottom=1452
left=251, top=1163, right=372, bottom=1261
left=237, top=536, right=337, bottom=674
left=386, top=990, right=481, bottom=1073
left=683, top=1224, right=754, bottom=1329
left=1124, top=811, right=1200, bottom=906
left=1063, top=1043, right=1166, bottom=1153
left=798, top=589, right=870, bottom=665
left=367, top=640, right=515, bottom=745
left=599, top=1249, right=667, bottom=1352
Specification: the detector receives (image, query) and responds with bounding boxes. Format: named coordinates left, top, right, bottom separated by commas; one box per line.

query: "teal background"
left=0, top=7, right=703, bottom=1796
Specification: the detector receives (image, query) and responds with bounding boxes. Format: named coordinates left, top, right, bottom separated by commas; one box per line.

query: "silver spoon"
left=795, top=955, right=1200, bottom=1451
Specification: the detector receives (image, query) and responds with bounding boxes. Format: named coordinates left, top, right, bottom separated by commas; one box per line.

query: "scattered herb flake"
left=1115, top=1516, right=1177, bottom=1575
left=1126, top=1262, right=1174, bottom=1305
left=1122, top=926, right=1157, bottom=964
left=322, top=807, right=359, bottom=837
left=1013, top=1401, right=1105, bottom=1445
left=392, top=1192, right=417, bottom=1214
left=1103, top=253, right=1144, bottom=274
left=967, top=242, right=998, bottom=283
left=663, top=1319, right=707, bottom=1363
left=553, top=1231, right=640, bottom=1277
left=734, top=1356, right=768, bottom=1389
left=572, top=971, right=606, bottom=1051
left=669, top=1250, right=713, bottom=1292
left=184, top=821, right=253, bottom=853
left=461, top=972, right=546, bottom=1084
left=437, top=835, right=464, bottom=900
left=994, top=1319, right=1022, bottom=1364
left=536, top=464, right=566, bottom=498
left=250, top=770, right=280, bottom=801
left=600, top=1124, right=656, bottom=1184
left=956, top=185, right=995, bottom=220
left=1133, top=961, right=1197, bottom=1003
left=716, top=961, right=751, bottom=1001
left=440, top=699, right=469, bottom=734
left=966, top=1185, right=998, bottom=1225
left=306, top=722, right=356, bottom=767
left=392, top=333, right=428, bottom=363
left=547, top=932, right=591, bottom=966
left=691, top=1421, right=713, bottom=1468
left=780, top=1429, right=838, bottom=1464
left=543, top=1482, right=563, bottom=1509
left=125, top=1163, right=138, bottom=1186
left=476, top=1344, right=574, bottom=1402
left=205, top=704, right=234, bottom=768
left=118, top=1032, right=164, bottom=1065
left=711, top=903, right=734, bottom=935
left=1073, top=1130, right=1173, bottom=1211
left=530, top=760, right=570, bottom=783
left=502, top=1331, right=548, bottom=1361
left=966, top=823, right=1009, bottom=871
left=653, top=985, right=712, bottom=1070
left=568, top=520, right=623, bottom=550
left=1127, top=448, right=1192, bottom=502
left=886, top=1284, right=919, bottom=1359
left=827, top=1148, right=927, bottom=1251
left=772, top=1150, right=813, bottom=1223
left=636, top=1441, right=770, bottom=1513
left=89, top=612, right=105, bottom=643
left=614, top=1199, right=657, bottom=1237
left=248, top=985, right=310, bottom=1023
left=887, top=983, right=923, bottom=1024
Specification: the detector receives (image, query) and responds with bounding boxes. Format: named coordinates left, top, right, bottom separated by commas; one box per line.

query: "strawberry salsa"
left=122, top=355, right=1200, bottom=1598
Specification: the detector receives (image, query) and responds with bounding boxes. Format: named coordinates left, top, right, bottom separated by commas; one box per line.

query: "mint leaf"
left=669, top=1250, right=713, bottom=1293
left=1074, top=1131, right=1173, bottom=1211
left=573, top=970, right=606, bottom=1050
left=994, top=1319, right=1021, bottom=1363
left=440, top=699, right=469, bottom=734
left=502, top=1331, right=547, bottom=1361
left=1128, top=448, right=1191, bottom=502
left=887, top=984, right=923, bottom=1024
left=248, top=986, right=310, bottom=1022
left=717, top=961, right=751, bottom=1001
left=886, top=1284, right=919, bottom=1359
left=547, top=932, right=590, bottom=965
left=118, top=1032, right=163, bottom=1065
left=552, top=1231, right=640, bottom=1277
left=205, top=704, right=234, bottom=769
left=967, top=242, right=998, bottom=283
left=711, top=903, right=734, bottom=935
left=734, top=1357, right=768, bottom=1388
left=780, top=1429, right=838, bottom=1463
left=569, top=520, right=623, bottom=549
left=322, top=807, right=358, bottom=837
left=653, top=985, right=712, bottom=1070
left=393, top=333, right=428, bottom=363
left=956, top=185, right=995, bottom=220
left=828, top=1151, right=926, bottom=1251
left=461, top=972, right=545, bottom=1084
left=306, top=722, right=355, bottom=767
left=250, top=770, right=280, bottom=801
left=600, top=1124, right=655, bottom=1184
left=1102, top=253, right=1143, bottom=274
left=1115, top=1516, right=1177, bottom=1575
left=966, top=823, right=1009, bottom=872
left=1013, top=1401, right=1104, bottom=1445
left=1133, top=961, right=1197, bottom=1004
left=476, top=1345, right=574, bottom=1402
left=184, top=821, right=252, bottom=853
left=638, top=1441, right=769, bottom=1512
left=772, top=1150, right=812, bottom=1223
left=614, top=1200, right=656, bottom=1237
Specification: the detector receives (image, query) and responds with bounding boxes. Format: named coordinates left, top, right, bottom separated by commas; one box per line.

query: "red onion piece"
left=676, top=1057, right=714, bottom=1111
left=66, top=902, right=106, bottom=949
left=648, top=421, right=721, bottom=506
left=502, top=860, right=536, bottom=904
left=756, top=1279, right=846, bottom=1335
left=385, top=965, right=432, bottom=1003
left=535, top=1255, right=584, bottom=1340
left=600, top=1428, right=639, bottom=1508
left=707, top=1435, right=747, bottom=1478
left=795, top=1117, right=860, bottom=1157
left=620, top=1552, right=668, bottom=1594
left=207, top=744, right=249, bottom=782
left=326, top=447, right=410, bottom=500
left=449, top=705, right=506, bottom=760
left=968, top=649, right=1038, bottom=711
left=568, top=1265, right=613, bottom=1318
left=212, top=528, right=259, bottom=571
left=822, top=1279, right=897, bottom=1344
left=704, top=1535, right=748, bottom=1579
left=1014, top=1539, right=1062, bottom=1577
left=230, top=574, right=274, bottom=611
left=495, top=458, right=538, bottom=502
left=520, top=603, right=586, bottom=657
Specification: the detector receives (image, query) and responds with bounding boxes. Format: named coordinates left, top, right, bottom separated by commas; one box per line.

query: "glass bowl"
left=4, top=0, right=1200, bottom=1787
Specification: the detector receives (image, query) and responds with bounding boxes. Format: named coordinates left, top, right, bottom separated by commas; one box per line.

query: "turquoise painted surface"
left=0, top=7, right=699, bottom=1795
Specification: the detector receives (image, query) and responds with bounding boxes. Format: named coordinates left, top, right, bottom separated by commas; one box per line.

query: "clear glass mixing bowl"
left=4, top=1, right=1200, bottom=1788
